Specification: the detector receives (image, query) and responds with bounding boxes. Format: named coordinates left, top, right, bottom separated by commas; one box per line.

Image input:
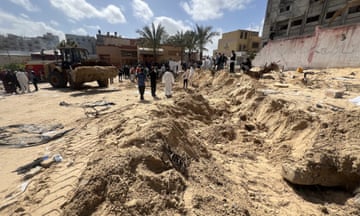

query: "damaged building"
left=254, top=0, right=360, bottom=69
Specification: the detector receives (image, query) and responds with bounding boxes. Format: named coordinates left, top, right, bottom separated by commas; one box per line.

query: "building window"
left=99, top=54, right=110, bottom=63
left=280, top=5, right=291, bottom=13
left=310, top=0, right=320, bottom=3
left=349, top=6, right=360, bottom=14
left=277, top=23, right=288, bottom=31
left=291, top=19, right=302, bottom=26
left=325, top=11, right=336, bottom=19
left=306, top=15, right=320, bottom=23
left=240, top=32, right=243, bottom=39
left=252, top=42, right=259, bottom=49
left=244, top=32, right=248, bottom=39
left=121, top=51, right=136, bottom=57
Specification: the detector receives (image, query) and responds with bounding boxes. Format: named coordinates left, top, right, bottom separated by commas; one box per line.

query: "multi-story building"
left=96, top=32, right=183, bottom=67
left=262, top=0, right=360, bottom=44
left=0, top=33, right=59, bottom=52
left=254, top=0, right=360, bottom=69
left=96, top=33, right=139, bottom=67
left=216, top=29, right=261, bottom=57
left=65, top=34, right=96, bottom=55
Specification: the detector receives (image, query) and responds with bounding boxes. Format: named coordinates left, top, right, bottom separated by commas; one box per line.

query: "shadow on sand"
left=285, top=180, right=353, bottom=206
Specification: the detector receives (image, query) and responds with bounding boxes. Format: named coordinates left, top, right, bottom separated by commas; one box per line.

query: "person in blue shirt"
left=136, top=66, right=146, bottom=100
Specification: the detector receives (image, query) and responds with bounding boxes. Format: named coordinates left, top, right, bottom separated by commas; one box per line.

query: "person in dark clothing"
left=29, top=70, right=38, bottom=91
left=136, top=67, right=146, bottom=100
left=149, top=66, right=158, bottom=97
left=118, top=67, right=123, bottom=82
left=241, top=58, right=252, bottom=72
left=230, top=50, right=236, bottom=73
left=123, top=65, right=130, bottom=79
left=3, top=71, right=19, bottom=93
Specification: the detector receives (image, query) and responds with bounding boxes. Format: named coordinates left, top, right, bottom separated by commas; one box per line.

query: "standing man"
left=162, top=68, right=175, bottom=98
left=182, top=67, right=190, bottom=89
left=29, top=70, right=39, bottom=91
left=188, top=65, right=195, bottom=87
left=136, top=67, right=146, bottom=101
left=118, top=67, right=123, bottom=82
left=230, top=50, right=236, bottom=73
left=149, top=66, right=158, bottom=97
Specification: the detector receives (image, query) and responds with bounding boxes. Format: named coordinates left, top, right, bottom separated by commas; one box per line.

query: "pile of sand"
left=1, top=67, right=360, bottom=215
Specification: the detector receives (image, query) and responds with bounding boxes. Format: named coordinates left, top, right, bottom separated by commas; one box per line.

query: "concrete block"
left=325, top=89, right=344, bottom=98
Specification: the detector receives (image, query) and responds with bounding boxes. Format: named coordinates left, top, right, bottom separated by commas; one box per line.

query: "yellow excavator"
left=46, top=46, right=117, bottom=89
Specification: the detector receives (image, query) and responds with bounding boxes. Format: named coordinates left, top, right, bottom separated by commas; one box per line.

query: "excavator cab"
left=59, top=47, right=88, bottom=69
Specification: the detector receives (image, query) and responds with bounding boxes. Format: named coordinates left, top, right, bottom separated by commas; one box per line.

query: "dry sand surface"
left=0, top=67, right=360, bottom=216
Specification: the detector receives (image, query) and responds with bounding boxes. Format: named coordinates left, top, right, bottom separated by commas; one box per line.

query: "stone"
left=325, top=89, right=344, bottom=98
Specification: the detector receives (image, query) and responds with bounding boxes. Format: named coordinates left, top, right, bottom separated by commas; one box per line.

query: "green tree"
left=194, top=24, right=219, bottom=60
left=183, top=30, right=198, bottom=63
left=3, top=63, right=25, bottom=71
left=166, top=30, right=187, bottom=63
left=136, top=23, right=167, bottom=64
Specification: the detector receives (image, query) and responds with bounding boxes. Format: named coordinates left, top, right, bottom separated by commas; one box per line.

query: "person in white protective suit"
left=162, top=68, right=175, bottom=98
left=188, top=65, right=195, bottom=87
left=15, top=71, right=30, bottom=93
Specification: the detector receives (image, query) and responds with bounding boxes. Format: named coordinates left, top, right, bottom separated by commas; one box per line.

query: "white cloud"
left=10, top=0, right=38, bottom=12
left=49, top=0, right=126, bottom=24
left=84, top=24, right=101, bottom=31
left=180, top=0, right=252, bottom=21
left=132, top=0, right=153, bottom=22
left=204, top=28, right=223, bottom=56
left=119, top=10, right=222, bottom=56
left=153, top=16, right=191, bottom=36
left=0, top=10, right=65, bottom=41
left=71, top=28, right=87, bottom=35
left=50, top=20, right=59, bottom=27
left=245, top=18, right=264, bottom=36
left=246, top=24, right=260, bottom=33
left=20, top=13, right=29, bottom=19
left=153, top=16, right=219, bottom=56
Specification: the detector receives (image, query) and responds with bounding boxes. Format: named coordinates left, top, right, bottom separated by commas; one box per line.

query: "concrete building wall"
left=0, top=53, right=30, bottom=66
left=253, top=23, right=360, bottom=69
left=96, top=34, right=184, bottom=66
left=96, top=45, right=138, bottom=67
left=217, top=30, right=261, bottom=56
left=262, top=0, right=360, bottom=45
left=0, top=33, right=59, bottom=52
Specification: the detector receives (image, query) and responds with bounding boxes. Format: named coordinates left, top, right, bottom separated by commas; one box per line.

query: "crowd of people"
left=123, top=63, right=196, bottom=101
left=115, top=56, right=252, bottom=101
left=0, top=70, right=38, bottom=94
left=1, top=55, right=252, bottom=100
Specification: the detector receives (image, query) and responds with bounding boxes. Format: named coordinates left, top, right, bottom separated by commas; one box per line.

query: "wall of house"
left=253, top=23, right=360, bottom=69
left=262, top=0, right=359, bottom=45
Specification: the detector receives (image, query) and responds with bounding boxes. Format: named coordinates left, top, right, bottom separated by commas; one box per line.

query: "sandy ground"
left=0, top=68, right=360, bottom=216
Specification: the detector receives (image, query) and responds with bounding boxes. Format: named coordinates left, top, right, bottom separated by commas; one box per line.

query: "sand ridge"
left=0, top=67, right=360, bottom=215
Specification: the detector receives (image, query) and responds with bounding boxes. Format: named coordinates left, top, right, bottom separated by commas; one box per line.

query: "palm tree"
left=166, top=30, right=187, bottom=63
left=183, top=30, right=198, bottom=63
left=194, top=24, right=219, bottom=60
left=136, top=23, right=167, bottom=64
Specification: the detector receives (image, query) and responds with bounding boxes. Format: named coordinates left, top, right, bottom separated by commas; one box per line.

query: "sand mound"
left=61, top=92, right=251, bottom=216
left=2, top=67, right=360, bottom=216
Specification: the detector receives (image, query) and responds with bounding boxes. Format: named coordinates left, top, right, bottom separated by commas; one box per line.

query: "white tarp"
left=349, top=96, right=360, bottom=106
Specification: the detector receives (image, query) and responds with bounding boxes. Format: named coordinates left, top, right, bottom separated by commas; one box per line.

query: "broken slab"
left=325, top=89, right=344, bottom=98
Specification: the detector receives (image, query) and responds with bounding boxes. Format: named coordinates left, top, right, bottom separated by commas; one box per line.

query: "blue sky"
left=0, top=0, right=267, bottom=54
